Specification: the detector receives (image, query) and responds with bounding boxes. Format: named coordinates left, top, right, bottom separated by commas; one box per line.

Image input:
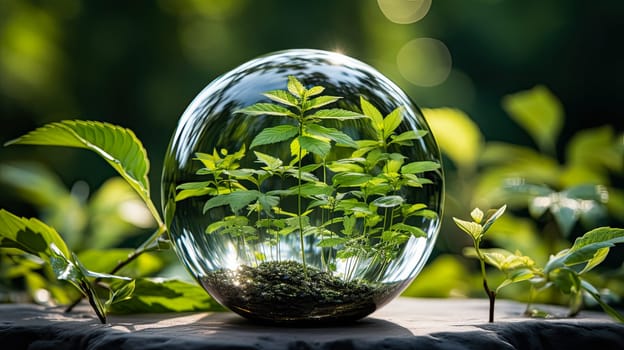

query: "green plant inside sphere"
left=161, top=49, right=444, bottom=324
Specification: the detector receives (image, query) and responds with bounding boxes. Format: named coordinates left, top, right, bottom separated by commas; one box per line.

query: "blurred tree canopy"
left=1, top=0, right=622, bottom=234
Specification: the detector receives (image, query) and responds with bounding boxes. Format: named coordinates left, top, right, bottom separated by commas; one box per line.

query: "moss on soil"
left=203, top=260, right=391, bottom=324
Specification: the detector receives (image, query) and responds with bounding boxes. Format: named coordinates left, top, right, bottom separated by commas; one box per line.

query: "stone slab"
left=1, top=298, right=623, bottom=349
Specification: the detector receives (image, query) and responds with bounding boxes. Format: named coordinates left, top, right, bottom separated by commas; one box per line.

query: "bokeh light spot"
left=397, top=38, right=452, bottom=87
left=377, top=0, right=432, bottom=24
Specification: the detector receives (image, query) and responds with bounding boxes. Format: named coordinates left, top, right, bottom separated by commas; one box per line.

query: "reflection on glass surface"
left=161, top=49, right=444, bottom=324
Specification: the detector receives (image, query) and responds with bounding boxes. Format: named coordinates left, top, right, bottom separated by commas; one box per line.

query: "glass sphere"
left=161, top=49, right=444, bottom=324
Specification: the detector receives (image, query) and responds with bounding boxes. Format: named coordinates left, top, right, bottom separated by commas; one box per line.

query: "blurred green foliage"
left=1, top=0, right=623, bottom=315
left=416, top=86, right=624, bottom=312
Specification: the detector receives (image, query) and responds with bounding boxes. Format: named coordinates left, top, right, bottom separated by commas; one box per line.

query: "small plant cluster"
left=454, top=205, right=624, bottom=323
left=176, top=76, right=440, bottom=279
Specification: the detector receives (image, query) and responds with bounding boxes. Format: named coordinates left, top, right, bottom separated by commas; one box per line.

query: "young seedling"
left=453, top=205, right=507, bottom=322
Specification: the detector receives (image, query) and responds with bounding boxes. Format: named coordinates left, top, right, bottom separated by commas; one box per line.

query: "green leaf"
left=176, top=181, right=215, bottom=191
left=545, top=227, right=624, bottom=273
left=401, top=161, right=440, bottom=174
left=581, top=280, right=624, bottom=323
left=502, top=85, right=563, bottom=153
left=253, top=150, right=283, bottom=169
left=236, top=103, right=296, bottom=117
left=5, top=120, right=152, bottom=211
left=258, top=193, right=279, bottom=213
left=342, top=215, right=356, bottom=235
left=47, top=244, right=107, bottom=323
left=305, top=124, right=357, bottom=148
left=306, top=96, right=341, bottom=110
left=298, top=135, right=331, bottom=158
left=578, top=247, right=609, bottom=275
left=496, top=268, right=535, bottom=293
left=327, top=160, right=364, bottom=173
left=308, top=108, right=367, bottom=120
left=383, top=106, right=404, bottom=139
left=306, top=85, right=325, bottom=97
left=108, top=278, right=225, bottom=314
left=390, top=130, right=428, bottom=145
left=371, top=195, right=404, bottom=208
left=551, top=268, right=581, bottom=295
left=250, top=124, right=298, bottom=148
left=287, top=75, right=305, bottom=98
left=564, top=227, right=624, bottom=266
left=453, top=217, right=483, bottom=240
left=108, top=280, right=136, bottom=308
left=294, top=182, right=333, bottom=197
left=175, top=188, right=213, bottom=201
left=477, top=248, right=535, bottom=273
left=402, top=203, right=427, bottom=216
left=0, top=209, right=71, bottom=259
left=317, top=237, right=347, bottom=248
left=332, top=172, right=372, bottom=187
left=360, top=97, right=384, bottom=135
left=389, top=223, right=427, bottom=238
left=422, top=108, right=483, bottom=170
left=263, top=90, right=299, bottom=107
left=285, top=167, right=319, bottom=183
left=203, top=190, right=261, bottom=213
left=482, top=205, right=507, bottom=233
left=412, top=209, right=438, bottom=220
left=290, top=137, right=307, bottom=159
left=207, top=216, right=250, bottom=234
left=470, top=208, right=484, bottom=224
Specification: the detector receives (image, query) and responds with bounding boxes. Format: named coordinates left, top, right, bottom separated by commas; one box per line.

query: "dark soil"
left=202, top=260, right=393, bottom=324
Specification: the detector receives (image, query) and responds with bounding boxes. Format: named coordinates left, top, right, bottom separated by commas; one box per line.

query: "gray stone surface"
left=1, top=298, right=623, bottom=349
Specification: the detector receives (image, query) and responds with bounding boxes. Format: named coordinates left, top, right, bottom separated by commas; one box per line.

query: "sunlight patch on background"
left=119, top=200, right=156, bottom=228
left=0, top=6, right=62, bottom=97
left=397, top=38, right=452, bottom=87
left=377, top=0, right=432, bottom=24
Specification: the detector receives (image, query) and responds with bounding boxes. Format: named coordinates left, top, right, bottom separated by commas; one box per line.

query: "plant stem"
left=81, top=280, right=106, bottom=324
left=524, top=285, right=537, bottom=316
left=477, top=249, right=496, bottom=323
left=65, top=224, right=167, bottom=313
left=297, top=122, right=308, bottom=277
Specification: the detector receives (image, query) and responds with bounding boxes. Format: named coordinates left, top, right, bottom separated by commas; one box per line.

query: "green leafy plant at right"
left=455, top=206, right=624, bottom=323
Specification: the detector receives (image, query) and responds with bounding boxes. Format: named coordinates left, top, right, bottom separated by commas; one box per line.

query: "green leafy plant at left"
left=1, top=120, right=222, bottom=323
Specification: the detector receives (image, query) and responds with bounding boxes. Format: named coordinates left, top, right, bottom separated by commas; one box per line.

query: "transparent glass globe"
left=161, top=49, right=444, bottom=324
